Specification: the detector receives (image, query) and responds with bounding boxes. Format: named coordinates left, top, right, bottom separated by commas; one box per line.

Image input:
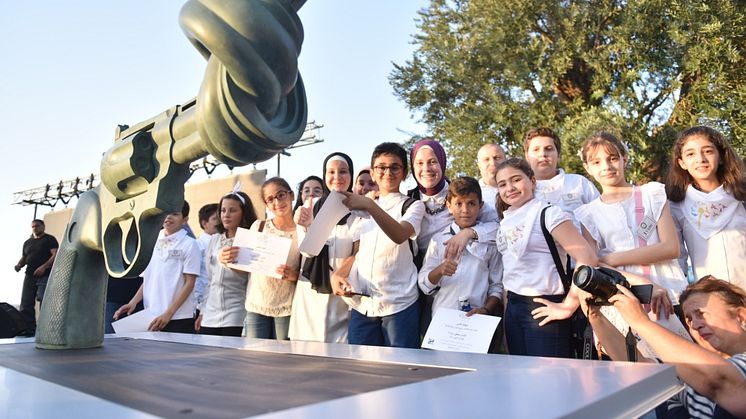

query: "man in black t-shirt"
left=14, top=219, right=58, bottom=336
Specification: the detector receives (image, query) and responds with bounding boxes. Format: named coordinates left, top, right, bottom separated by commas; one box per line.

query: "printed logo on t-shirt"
left=689, top=201, right=726, bottom=228
left=503, top=225, right=524, bottom=248
left=168, top=249, right=183, bottom=259
left=563, top=193, right=582, bottom=209
left=497, top=234, right=508, bottom=253
left=637, top=215, right=657, bottom=242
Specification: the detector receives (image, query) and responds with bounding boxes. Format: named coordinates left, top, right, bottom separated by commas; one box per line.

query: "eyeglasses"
left=373, top=164, right=403, bottom=175
left=264, top=190, right=291, bottom=205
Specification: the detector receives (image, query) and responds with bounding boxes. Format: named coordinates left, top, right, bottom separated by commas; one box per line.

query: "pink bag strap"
left=634, top=186, right=650, bottom=278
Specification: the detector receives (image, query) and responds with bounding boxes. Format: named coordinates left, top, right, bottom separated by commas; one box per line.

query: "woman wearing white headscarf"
left=289, top=152, right=356, bottom=343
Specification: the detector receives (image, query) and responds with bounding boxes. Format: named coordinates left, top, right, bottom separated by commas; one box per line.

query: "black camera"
left=573, top=265, right=653, bottom=306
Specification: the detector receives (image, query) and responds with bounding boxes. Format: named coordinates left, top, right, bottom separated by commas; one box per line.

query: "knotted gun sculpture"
left=36, top=0, right=308, bottom=349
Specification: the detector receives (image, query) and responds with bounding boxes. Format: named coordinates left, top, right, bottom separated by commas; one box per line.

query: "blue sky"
left=0, top=1, right=428, bottom=304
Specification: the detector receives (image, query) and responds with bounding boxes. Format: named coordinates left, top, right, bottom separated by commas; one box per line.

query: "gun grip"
left=36, top=189, right=109, bottom=349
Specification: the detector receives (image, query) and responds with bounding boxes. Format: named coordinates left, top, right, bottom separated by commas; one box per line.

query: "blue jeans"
left=244, top=311, right=290, bottom=340
left=348, top=301, right=420, bottom=348
left=504, top=292, right=572, bottom=358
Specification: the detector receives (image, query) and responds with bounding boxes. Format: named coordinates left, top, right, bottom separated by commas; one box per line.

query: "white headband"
left=223, top=181, right=245, bottom=205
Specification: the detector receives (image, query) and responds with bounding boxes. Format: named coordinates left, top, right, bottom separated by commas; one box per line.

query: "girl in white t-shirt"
left=244, top=177, right=303, bottom=340
left=290, top=152, right=357, bottom=343
left=495, top=158, right=598, bottom=358
left=575, top=132, right=687, bottom=316
left=197, top=190, right=258, bottom=337
left=666, top=126, right=746, bottom=291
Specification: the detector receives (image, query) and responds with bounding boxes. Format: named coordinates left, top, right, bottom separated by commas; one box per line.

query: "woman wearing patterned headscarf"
left=289, top=152, right=356, bottom=343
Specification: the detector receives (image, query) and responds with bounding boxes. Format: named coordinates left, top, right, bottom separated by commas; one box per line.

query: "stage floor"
left=0, top=333, right=682, bottom=418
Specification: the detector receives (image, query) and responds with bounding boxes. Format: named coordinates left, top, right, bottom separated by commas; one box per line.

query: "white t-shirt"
left=142, top=229, right=201, bottom=320
left=419, top=222, right=503, bottom=315
left=535, top=169, right=600, bottom=212
left=575, top=182, right=688, bottom=303
left=345, top=193, right=425, bottom=317
left=497, top=198, right=573, bottom=296
left=479, top=178, right=499, bottom=223
left=416, top=185, right=451, bottom=252
left=670, top=185, right=746, bottom=289
left=193, top=232, right=213, bottom=307
left=200, top=233, right=248, bottom=328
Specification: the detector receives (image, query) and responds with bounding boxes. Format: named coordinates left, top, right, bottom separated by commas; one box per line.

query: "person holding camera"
left=581, top=277, right=746, bottom=418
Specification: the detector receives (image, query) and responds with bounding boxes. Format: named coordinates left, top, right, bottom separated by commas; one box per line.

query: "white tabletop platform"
left=0, top=333, right=682, bottom=419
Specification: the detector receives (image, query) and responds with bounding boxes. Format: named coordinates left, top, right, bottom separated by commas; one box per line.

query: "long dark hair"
left=666, top=126, right=746, bottom=202
left=293, top=175, right=323, bottom=210
left=216, top=191, right=257, bottom=234
left=495, top=158, right=535, bottom=219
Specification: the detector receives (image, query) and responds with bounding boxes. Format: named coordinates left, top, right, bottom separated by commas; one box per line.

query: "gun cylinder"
left=175, top=0, right=307, bottom=167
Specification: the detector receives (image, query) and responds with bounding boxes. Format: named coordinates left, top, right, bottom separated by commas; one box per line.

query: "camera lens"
left=572, top=265, right=620, bottom=304
left=573, top=265, right=593, bottom=289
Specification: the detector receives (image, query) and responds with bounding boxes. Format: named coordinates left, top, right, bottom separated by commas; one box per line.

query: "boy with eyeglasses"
left=334, top=142, right=425, bottom=348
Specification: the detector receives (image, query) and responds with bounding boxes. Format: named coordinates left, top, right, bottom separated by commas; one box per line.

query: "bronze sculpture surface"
left=36, top=0, right=308, bottom=349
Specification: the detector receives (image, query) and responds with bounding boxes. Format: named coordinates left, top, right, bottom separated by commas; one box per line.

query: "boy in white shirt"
left=419, top=177, right=503, bottom=317
left=334, top=142, right=426, bottom=348
left=114, top=201, right=201, bottom=333
left=194, top=203, right=219, bottom=315
left=524, top=127, right=599, bottom=213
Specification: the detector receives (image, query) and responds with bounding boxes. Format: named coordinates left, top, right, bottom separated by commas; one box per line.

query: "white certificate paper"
left=298, top=191, right=350, bottom=257
left=422, top=308, right=501, bottom=354
left=111, top=309, right=156, bottom=334
left=227, top=227, right=292, bottom=279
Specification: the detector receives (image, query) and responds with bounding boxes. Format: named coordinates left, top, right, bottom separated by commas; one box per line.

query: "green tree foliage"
left=390, top=0, right=746, bottom=181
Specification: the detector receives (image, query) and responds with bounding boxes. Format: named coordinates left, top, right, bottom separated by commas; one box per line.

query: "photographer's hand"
left=609, top=284, right=650, bottom=328
left=650, top=285, right=673, bottom=320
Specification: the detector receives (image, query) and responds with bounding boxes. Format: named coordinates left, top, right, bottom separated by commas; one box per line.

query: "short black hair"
left=371, top=142, right=408, bottom=176
left=198, top=203, right=219, bottom=225
left=447, top=176, right=482, bottom=203
left=181, top=200, right=190, bottom=218
left=31, top=219, right=45, bottom=226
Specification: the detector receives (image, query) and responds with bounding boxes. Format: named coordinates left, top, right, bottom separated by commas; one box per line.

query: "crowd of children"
left=112, top=125, right=746, bottom=348
left=108, top=125, right=746, bottom=414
